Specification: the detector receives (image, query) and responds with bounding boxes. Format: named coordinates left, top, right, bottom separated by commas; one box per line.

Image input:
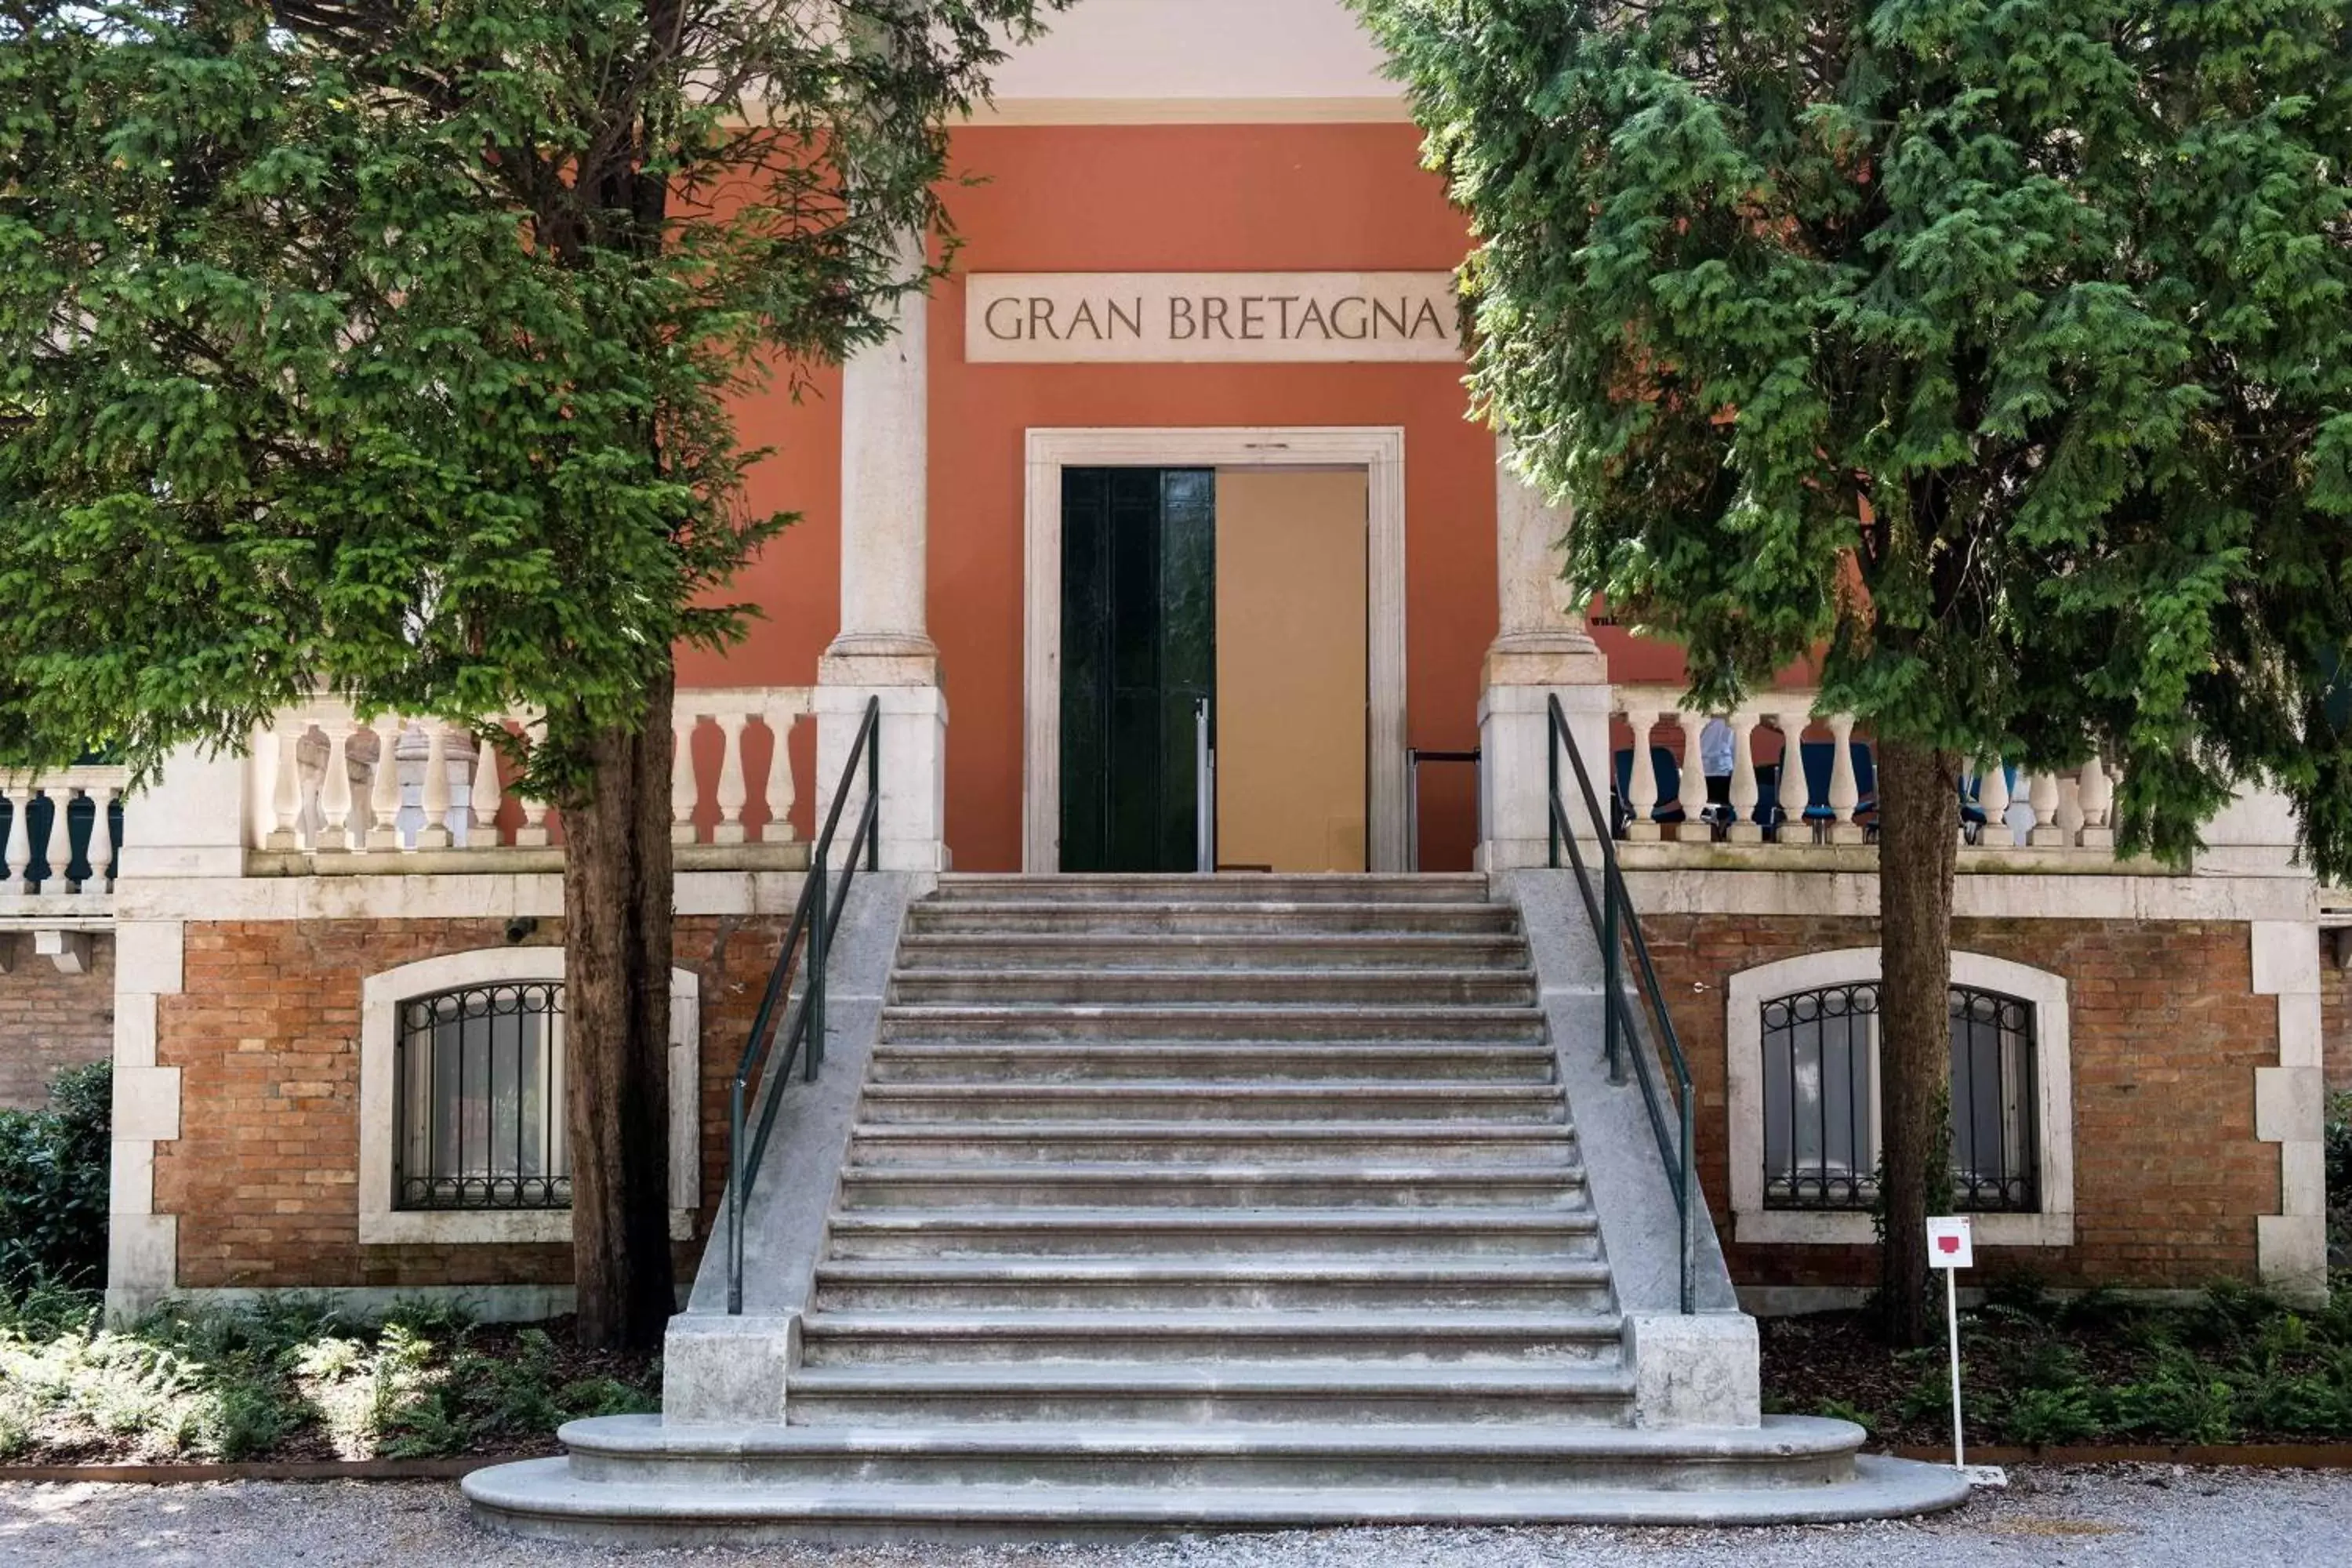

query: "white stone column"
left=1479, top=437, right=1610, bottom=871
left=817, top=235, right=949, bottom=870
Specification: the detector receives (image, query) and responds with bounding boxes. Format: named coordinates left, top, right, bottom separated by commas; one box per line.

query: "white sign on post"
left=1927, top=1215, right=2005, bottom=1489
left=1927, top=1214, right=1974, bottom=1272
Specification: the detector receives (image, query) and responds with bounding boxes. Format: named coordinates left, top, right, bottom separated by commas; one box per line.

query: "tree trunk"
left=1874, top=737, right=1960, bottom=1348
left=561, top=659, right=680, bottom=1353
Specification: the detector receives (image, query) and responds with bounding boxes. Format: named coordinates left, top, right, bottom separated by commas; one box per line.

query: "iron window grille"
left=394, top=981, right=570, bottom=1211
left=1762, top=981, right=2039, bottom=1214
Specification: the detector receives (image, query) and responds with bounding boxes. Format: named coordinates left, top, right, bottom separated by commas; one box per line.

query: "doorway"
left=1021, top=430, right=1402, bottom=879
left=1054, top=463, right=1373, bottom=876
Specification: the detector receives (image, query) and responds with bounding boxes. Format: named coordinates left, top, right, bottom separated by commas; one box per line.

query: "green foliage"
left=2002, top=1383, right=2103, bottom=1446
left=2331, top=1092, right=2352, bottom=1267
left=0, top=1294, right=656, bottom=1463
left=0, top=0, right=1071, bottom=792
left=1356, top=0, right=2352, bottom=879
left=1770, top=1283, right=2352, bottom=1447
left=0, top=1061, right=111, bottom=1290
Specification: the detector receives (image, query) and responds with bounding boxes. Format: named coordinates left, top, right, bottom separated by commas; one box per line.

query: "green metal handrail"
left=1548, top=694, right=1697, bottom=1314
left=726, top=696, right=880, bottom=1316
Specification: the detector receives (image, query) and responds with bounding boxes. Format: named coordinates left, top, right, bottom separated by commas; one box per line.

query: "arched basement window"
left=1761, top=980, right=2039, bottom=1214
left=394, top=980, right=570, bottom=1211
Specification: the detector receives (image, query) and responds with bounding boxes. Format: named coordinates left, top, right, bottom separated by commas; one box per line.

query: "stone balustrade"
left=2, top=764, right=126, bottom=970
left=1610, top=684, right=2121, bottom=855
left=1, top=763, right=127, bottom=904
left=252, top=688, right=813, bottom=862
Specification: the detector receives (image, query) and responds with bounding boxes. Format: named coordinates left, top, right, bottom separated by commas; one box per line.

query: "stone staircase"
left=466, top=874, right=1968, bottom=1541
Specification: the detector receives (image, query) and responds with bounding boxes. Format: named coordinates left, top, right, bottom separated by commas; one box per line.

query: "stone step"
left=780, top=1361, right=1639, bottom=1427
left=869, top=1040, right=1559, bottom=1084
left=819, top=1207, right=1607, bottom=1261
left=889, top=967, right=1538, bottom=1008
left=878, top=1004, right=1549, bottom=1044
left=909, top=899, right=1521, bottom=936
left=809, top=1257, right=1616, bottom=1312
left=481, top=1421, right=1977, bottom=1534
left=895, top=931, right=1531, bottom=971
left=844, top=1121, right=1579, bottom=1167
left=856, top=1082, right=1569, bottom=1124
left=835, top=1162, right=1588, bottom=1210
left=927, top=874, right=1493, bottom=906
left=796, top=1310, right=1626, bottom=1366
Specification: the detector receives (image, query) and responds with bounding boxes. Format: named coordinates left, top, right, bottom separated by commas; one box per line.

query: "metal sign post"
left=1928, top=1214, right=2006, bottom=1489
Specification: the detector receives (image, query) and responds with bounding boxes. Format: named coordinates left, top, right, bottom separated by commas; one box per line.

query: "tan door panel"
left=1214, top=469, right=1369, bottom=873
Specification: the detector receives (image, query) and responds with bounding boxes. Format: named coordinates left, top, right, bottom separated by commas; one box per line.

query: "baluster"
left=2055, top=771, right=2086, bottom=847
left=467, top=733, right=505, bottom=849
left=368, top=716, right=405, bottom=851
left=416, top=725, right=454, bottom=849
left=767, top=703, right=803, bottom=844
left=1826, top=715, right=1863, bottom=844
left=1623, top=708, right=1661, bottom=841
left=671, top=714, right=701, bottom=845
left=1770, top=714, right=1811, bottom=843
left=85, top=785, right=116, bottom=895
left=316, top=718, right=356, bottom=853
left=2026, top=770, right=2065, bottom=847
left=266, top=724, right=304, bottom=851
left=2078, top=756, right=2117, bottom=850
left=1976, top=759, right=2011, bottom=848
left=1726, top=714, right=1763, bottom=844
left=712, top=712, right=750, bottom=846
left=1671, top=712, right=1708, bottom=842
left=512, top=713, right=552, bottom=848
left=3, top=781, right=30, bottom=891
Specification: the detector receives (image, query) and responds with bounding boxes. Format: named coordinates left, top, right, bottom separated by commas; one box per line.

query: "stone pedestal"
left=813, top=684, right=949, bottom=873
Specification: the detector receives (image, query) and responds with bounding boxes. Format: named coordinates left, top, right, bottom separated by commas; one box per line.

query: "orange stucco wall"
left=679, top=122, right=1685, bottom=872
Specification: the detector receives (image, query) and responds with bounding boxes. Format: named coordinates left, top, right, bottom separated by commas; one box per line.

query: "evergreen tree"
left=1356, top=0, right=2352, bottom=1341
left=0, top=0, right=1067, bottom=1350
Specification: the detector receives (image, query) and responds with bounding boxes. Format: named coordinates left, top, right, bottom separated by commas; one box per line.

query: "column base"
left=819, top=636, right=938, bottom=689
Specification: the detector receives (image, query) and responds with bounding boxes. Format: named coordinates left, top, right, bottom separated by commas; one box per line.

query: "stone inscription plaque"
left=965, top=273, right=1463, bottom=364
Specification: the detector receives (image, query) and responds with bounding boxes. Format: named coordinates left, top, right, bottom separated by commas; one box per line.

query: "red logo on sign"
left=1936, top=1235, right=1962, bottom=1255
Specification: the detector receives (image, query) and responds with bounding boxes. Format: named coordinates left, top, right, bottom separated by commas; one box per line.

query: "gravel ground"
left=4, top=1467, right=2350, bottom=1567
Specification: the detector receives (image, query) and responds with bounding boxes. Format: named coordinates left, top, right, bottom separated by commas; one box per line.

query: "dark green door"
left=1060, top=468, right=1215, bottom=873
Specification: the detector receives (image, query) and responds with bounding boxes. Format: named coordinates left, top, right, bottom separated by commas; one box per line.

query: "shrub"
left=2002, top=1384, right=2103, bottom=1447
left=0, top=1061, right=111, bottom=1291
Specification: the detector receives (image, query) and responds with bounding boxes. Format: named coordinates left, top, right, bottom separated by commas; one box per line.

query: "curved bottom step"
left=464, top=1417, right=1971, bottom=1543
left=465, top=1452, right=1971, bottom=1544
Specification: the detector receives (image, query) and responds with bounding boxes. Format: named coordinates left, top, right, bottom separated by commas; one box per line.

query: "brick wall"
left=2325, top=942, right=2350, bottom=1094
left=1642, top=916, right=2279, bottom=1293
left=0, top=935, right=114, bottom=1110
left=154, top=916, right=789, bottom=1291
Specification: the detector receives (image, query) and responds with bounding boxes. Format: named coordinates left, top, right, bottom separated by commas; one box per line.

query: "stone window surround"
left=1725, top=947, right=2076, bottom=1248
left=358, top=948, right=699, bottom=1245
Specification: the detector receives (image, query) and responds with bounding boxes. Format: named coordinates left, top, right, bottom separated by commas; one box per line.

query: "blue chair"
left=1800, top=739, right=1881, bottom=831
left=1611, top=746, right=1689, bottom=833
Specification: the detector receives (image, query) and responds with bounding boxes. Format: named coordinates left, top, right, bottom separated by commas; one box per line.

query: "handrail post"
left=865, top=697, right=880, bottom=873
left=1547, top=702, right=1562, bottom=869
left=808, top=863, right=828, bottom=1080
left=1680, top=1080, right=1697, bottom=1314
left=727, top=1077, right=746, bottom=1315
left=1603, top=884, right=1625, bottom=1086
